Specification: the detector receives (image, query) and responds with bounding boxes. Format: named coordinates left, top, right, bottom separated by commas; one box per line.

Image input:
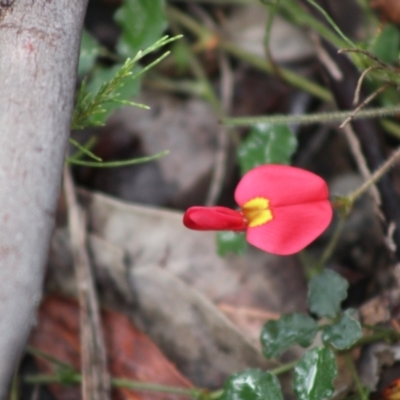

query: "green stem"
left=113, top=379, right=201, bottom=397
left=269, top=360, right=298, bottom=375
left=381, top=119, right=400, bottom=139
left=218, top=41, right=332, bottom=101
left=66, top=150, right=169, bottom=168
left=222, top=105, right=400, bottom=126
left=26, top=346, right=73, bottom=370
left=347, top=146, right=400, bottom=203
left=305, top=0, right=356, bottom=48
left=69, top=137, right=101, bottom=162
left=166, top=6, right=332, bottom=102
left=351, top=329, right=400, bottom=348
left=313, top=217, right=346, bottom=273
left=343, top=353, right=369, bottom=400
left=278, top=0, right=348, bottom=49
left=24, top=373, right=202, bottom=398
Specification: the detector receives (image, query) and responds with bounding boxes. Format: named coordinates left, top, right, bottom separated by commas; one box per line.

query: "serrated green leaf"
left=115, top=0, right=167, bottom=57
left=78, top=30, right=102, bottom=76
left=322, top=309, right=362, bottom=350
left=371, top=24, right=400, bottom=65
left=216, top=231, right=247, bottom=257
left=308, top=270, right=348, bottom=319
left=293, top=347, right=337, bottom=400
left=260, top=313, right=318, bottom=359
left=237, top=123, right=297, bottom=175
left=220, top=369, right=283, bottom=400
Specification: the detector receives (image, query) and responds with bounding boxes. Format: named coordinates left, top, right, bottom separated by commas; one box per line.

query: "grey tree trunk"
left=0, top=0, right=88, bottom=396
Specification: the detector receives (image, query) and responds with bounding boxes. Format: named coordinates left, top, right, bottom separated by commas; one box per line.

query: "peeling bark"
left=0, top=0, right=87, bottom=395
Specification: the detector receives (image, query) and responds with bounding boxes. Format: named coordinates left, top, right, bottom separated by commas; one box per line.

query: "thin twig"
left=63, top=168, right=110, bottom=400
left=338, top=48, right=393, bottom=70
left=353, top=66, right=382, bottom=105
left=339, top=83, right=390, bottom=129
left=347, top=146, right=400, bottom=203
left=342, top=124, right=382, bottom=209
left=223, top=104, right=400, bottom=126
left=205, top=53, right=233, bottom=205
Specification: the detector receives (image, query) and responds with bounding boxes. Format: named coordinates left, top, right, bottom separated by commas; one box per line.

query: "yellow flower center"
left=242, top=197, right=273, bottom=228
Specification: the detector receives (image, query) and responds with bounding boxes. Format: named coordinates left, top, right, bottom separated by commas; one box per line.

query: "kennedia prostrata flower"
left=183, top=164, right=332, bottom=255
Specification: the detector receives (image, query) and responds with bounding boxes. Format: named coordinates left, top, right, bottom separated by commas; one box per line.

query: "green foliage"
left=78, top=30, right=102, bottom=76
left=322, top=309, right=363, bottom=350
left=237, top=124, right=297, bottom=175
left=84, top=63, right=142, bottom=125
left=72, top=35, right=181, bottom=130
left=293, top=347, right=337, bottom=400
left=216, top=232, right=247, bottom=257
left=220, top=369, right=283, bottom=400
left=370, top=24, right=400, bottom=65
left=308, top=270, right=348, bottom=319
left=115, top=0, right=167, bottom=58
left=74, top=0, right=169, bottom=130
left=260, top=313, right=318, bottom=359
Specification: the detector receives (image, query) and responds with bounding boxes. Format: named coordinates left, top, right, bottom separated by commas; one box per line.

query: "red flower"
left=183, top=164, right=332, bottom=255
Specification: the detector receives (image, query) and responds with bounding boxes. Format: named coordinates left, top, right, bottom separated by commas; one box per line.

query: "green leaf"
left=371, top=24, right=400, bottom=65
left=216, top=232, right=247, bottom=257
left=78, top=30, right=102, bottom=76
left=322, top=309, right=363, bottom=350
left=237, top=124, right=297, bottom=175
left=260, top=313, right=318, bottom=359
left=220, top=369, right=283, bottom=400
left=293, top=347, right=337, bottom=400
left=308, top=270, right=348, bottom=319
left=115, top=0, right=167, bottom=57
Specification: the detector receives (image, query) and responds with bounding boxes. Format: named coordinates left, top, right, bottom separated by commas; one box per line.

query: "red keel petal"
left=183, top=206, right=246, bottom=231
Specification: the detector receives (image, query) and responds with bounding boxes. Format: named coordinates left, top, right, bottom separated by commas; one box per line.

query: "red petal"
left=246, top=200, right=332, bottom=255
left=183, top=206, right=246, bottom=231
left=235, top=165, right=329, bottom=207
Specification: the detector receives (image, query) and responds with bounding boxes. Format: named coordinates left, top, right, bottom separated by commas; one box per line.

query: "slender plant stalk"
left=269, top=360, right=298, bottom=375
left=222, top=105, right=400, bottom=126
left=166, top=6, right=332, bottom=101
left=305, top=0, right=356, bottom=48
left=343, top=353, right=369, bottom=400
left=66, top=150, right=169, bottom=168
left=24, top=374, right=201, bottom=398
left=347, top=146, right=400, bottom=203
left=314, top=217, right=346, bottom=272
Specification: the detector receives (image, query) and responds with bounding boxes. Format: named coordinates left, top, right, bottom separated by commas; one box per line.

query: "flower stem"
left=24, top=373, right=203, bottom=398
left=343, top=353, right=369, bottom=400
left=269, top=360, right=298, bottom=375
left=314, top=217, right=346, bottom=272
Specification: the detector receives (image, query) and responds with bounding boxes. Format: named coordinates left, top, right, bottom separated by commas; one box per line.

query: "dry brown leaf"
left=371, top=0, right=400, bottom=24
left=29, top=296, right=193, bottom=400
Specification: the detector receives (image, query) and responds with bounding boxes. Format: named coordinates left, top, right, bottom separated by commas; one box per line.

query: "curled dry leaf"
left=371, top=0, right=400, bottom=24
left=29, top=295, right=193, bottom=400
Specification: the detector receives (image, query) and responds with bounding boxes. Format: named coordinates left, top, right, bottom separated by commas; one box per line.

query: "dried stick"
left=342, top=124, right=382, bottom=209
left=353, top=66, right=382, bottom=105
left=205, top=53, right=234, bottom=206
left=321, top=39, right=400, bottom=261
left=64, top=168, right=110, bottom=400
left=339, top=83, right=390, bottom=129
